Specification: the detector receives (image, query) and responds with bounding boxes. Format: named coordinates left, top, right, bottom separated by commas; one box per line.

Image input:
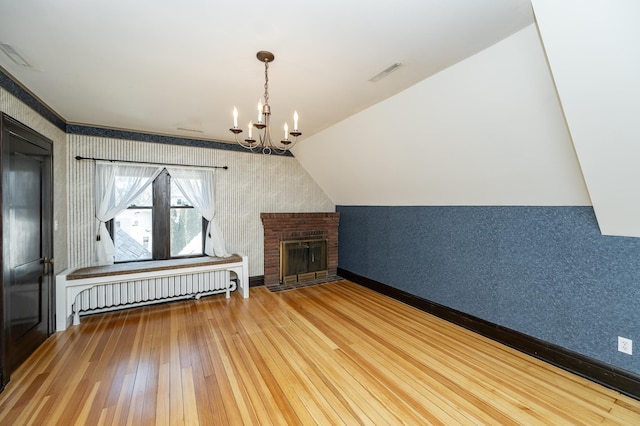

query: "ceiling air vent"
left=176, top=127, right=203, bottom=133
left=369, top=62, right=403, bottom=82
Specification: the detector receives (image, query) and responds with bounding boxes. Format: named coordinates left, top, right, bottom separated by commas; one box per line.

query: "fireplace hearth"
left=261, top=212, right=339, bottom=290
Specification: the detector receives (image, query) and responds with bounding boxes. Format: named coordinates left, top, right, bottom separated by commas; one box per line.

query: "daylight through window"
left=112, top=169, right=205, bottom=262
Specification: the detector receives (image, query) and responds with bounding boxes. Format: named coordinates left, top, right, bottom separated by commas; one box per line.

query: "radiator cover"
left=74, top=270, right=234, bottom=315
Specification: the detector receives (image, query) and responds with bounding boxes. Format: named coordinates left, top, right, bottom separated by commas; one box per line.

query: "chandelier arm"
left=253, top=126, right=265, bottom=151
left=273, top=136, right=299, bottom=154
left=262, top=122, right=272, bottom=154
left=232, top=132, right=259, bottom=151
left=265, top=114, right=273, bottom=150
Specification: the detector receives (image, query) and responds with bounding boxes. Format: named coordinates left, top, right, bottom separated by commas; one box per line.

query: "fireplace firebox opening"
left=280, top=239, right=328, bottom=284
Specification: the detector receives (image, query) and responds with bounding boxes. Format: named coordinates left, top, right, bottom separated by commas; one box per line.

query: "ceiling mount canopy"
left=229, top=51, right=302, bottom=155
left=256, top=50, right=274, bottom=63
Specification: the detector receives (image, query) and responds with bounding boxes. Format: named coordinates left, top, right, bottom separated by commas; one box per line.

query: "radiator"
left=73, top=270, right=234, bottom=316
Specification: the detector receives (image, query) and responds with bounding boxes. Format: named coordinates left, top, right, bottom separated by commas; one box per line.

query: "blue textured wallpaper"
left=337, top=205, right=640, bottom=375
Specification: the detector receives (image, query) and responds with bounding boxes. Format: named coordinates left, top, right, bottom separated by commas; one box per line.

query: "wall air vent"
left=368, top=62, right=403, bottom=82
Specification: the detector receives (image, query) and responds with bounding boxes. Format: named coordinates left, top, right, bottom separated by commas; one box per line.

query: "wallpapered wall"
left=337, top=205, right=640, bottom=376
left=67, top=134, right=334, bottom=276
left=0, top=87, right=68, bottom=273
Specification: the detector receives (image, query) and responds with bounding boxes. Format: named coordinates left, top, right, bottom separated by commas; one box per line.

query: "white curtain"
left=166, top=167, right=229, bottom=258
left=95, top=161, right=163, bottom=265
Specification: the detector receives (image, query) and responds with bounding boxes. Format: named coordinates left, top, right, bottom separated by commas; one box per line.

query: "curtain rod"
left=75, top=156, right=228, bottom=170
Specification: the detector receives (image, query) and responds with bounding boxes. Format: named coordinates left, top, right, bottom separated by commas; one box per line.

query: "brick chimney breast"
left=261, top=212, right=340, bottom=287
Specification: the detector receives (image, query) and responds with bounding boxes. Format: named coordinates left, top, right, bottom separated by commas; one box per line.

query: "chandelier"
left=229, top=51, right=301, bottom=154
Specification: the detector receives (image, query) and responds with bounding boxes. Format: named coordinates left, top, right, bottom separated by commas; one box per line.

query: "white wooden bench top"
left=67, top=254, right=244, bottom=280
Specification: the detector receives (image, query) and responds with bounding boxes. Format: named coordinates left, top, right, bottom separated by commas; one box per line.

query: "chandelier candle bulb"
left=257, top=101, right=263, bottom=123
left=294, top=111, right=299, bottom=131
left=233, top=107, right=238, bottom=128
left=248, top=121, right=253, bottom=138
left=284, top=123, right=289, bottom=140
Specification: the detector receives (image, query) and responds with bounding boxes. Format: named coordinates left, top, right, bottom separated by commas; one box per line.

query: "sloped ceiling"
left=292, top=24, right=591, bottom=207
left=532, top=1, right=640, bottom=237
left=0, top=1, right=533, bottom=143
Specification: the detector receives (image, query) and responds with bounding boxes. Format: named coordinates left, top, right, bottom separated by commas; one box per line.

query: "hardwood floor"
left=1, top=280, right=639, bottom=425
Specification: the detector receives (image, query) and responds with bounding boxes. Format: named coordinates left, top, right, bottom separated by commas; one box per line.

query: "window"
left=169, top=177, right=204, bottom=257
left=110, top=169, right=205, bottom=262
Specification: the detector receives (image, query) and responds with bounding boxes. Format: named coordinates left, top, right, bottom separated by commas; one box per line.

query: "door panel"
left=8, top=260, right=46, bottom=370
left=10, top=262, right=43, bottom=341
left=8, top=150, right=48, bottom=372
left=1, top=114, right=53, bottom=389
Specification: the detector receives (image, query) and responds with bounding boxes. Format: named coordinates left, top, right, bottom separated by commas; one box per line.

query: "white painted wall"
left=293, top=24, right=590, bottom=207
left=532, top=0, right=640, bottom=237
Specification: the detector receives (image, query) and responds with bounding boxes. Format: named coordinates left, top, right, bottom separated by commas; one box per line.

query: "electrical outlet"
left=618, top=336, right=633, bottom=355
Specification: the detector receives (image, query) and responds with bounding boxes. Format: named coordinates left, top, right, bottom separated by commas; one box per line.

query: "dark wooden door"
left=0, top=114, right=53, bottom=390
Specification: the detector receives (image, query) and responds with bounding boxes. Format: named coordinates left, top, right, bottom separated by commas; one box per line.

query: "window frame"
left=108, top=169, right=207, bottom=263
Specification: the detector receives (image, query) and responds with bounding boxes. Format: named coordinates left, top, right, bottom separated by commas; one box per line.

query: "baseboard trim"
left=338, top=268, right=640, bottom=401
left=249, top=275, right=264, bottom=287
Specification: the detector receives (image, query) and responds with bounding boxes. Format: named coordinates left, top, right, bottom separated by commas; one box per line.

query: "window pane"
left=170, top=180, right=192, bottom=207
left=114, top=209, right=153, bottom=262
left=122, top=182, right=152, bottom=207
left=170, top=208, right=202, bottom=257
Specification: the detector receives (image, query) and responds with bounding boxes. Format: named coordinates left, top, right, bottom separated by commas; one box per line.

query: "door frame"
left=0, top=113, right=54, bottom=390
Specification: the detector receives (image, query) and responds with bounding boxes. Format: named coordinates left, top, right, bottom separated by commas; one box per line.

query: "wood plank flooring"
left=1, top=280, right=639, bottom=425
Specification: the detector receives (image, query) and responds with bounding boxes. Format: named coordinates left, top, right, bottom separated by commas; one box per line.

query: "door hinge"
left=43, top=257, right=54, bottom=275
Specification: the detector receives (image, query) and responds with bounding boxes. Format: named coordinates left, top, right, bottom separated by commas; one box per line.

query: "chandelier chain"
left=263, top=61, right=270, bottom=106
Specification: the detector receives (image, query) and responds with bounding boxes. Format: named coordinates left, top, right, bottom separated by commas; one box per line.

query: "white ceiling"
left=0, top=1, right=533, bottom=143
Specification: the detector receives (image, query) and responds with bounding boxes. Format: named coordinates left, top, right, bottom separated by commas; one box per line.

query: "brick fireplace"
left=261, top=212, right=340, bottom=287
